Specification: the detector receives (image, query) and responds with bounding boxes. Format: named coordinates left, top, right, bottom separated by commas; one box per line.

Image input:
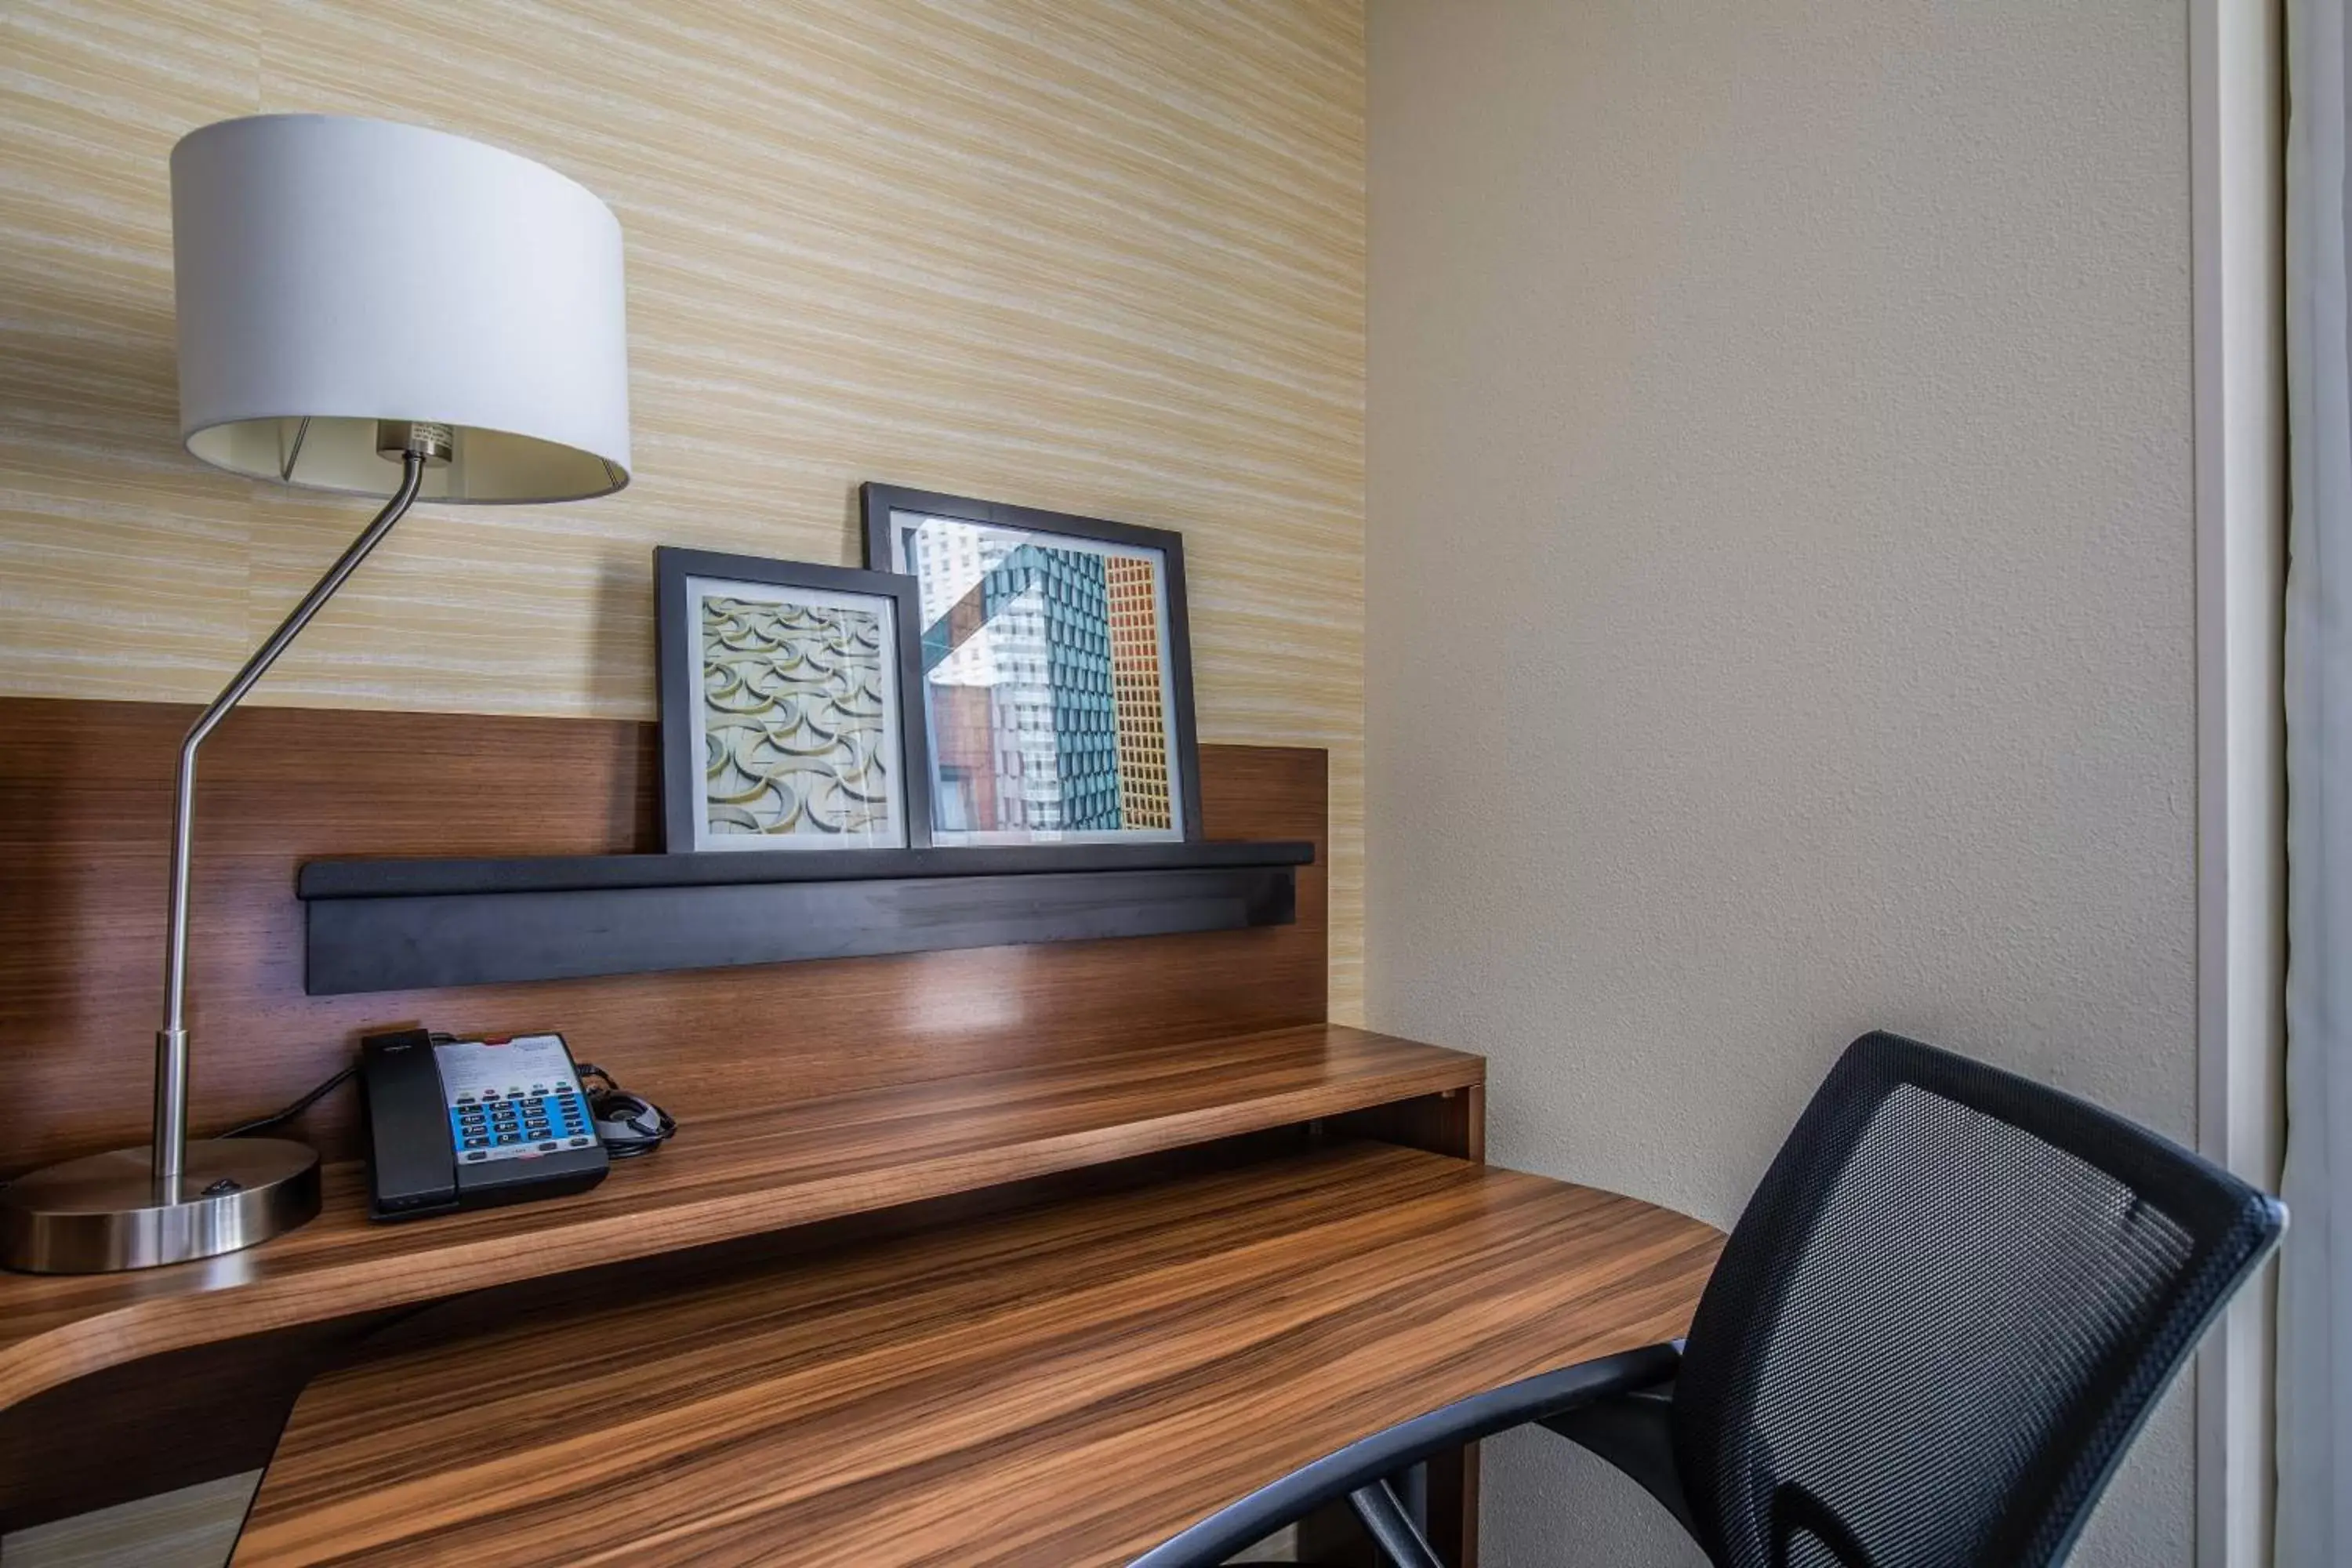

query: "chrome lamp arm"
left=0, top=423, right=451, bottom=1276
left=151, top=445, right=427, bottom=1185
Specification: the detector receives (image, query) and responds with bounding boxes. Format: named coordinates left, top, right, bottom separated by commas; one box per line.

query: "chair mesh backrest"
left=1671, top=1032, right=2284, bottom=1568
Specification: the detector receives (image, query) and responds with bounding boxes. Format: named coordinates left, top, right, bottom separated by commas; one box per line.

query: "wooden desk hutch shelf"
left=0, top=1025, right=1485, bottom=1410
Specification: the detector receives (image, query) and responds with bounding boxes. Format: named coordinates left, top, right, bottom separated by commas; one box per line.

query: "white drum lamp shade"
left=171, top=114, right=631, bottom=501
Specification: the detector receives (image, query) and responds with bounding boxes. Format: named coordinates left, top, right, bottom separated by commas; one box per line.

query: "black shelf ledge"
left=296, top=840, right=1314, bottom=899
left=299, top=840, right=1315, bottom=996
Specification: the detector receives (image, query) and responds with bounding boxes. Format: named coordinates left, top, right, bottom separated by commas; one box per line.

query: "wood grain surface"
left=0, top=1024, right=1475, bottom=1412
left=237, top=1143, right=1721, bottom=1568
left=0, top=0, right=1367, bottom=1018
left=0, top=699, right=1325, bottom=1178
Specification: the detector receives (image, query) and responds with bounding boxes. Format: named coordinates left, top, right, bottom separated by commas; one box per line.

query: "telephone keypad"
left=437, top=1036, right=597, bottom=1167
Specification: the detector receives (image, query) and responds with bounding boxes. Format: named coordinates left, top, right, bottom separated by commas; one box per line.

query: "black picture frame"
left=655, top=546, right=933, bottom=855
left=859, top=482, right=1206, bottom=845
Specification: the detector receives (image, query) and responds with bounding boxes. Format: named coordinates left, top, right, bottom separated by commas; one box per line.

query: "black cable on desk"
left=576, top=1062, right=677, bottom=1160
left=218, top=1064, right=358, bottom=1138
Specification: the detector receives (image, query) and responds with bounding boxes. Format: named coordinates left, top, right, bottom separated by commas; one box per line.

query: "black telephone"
left=360, top=1028, right=610, bottom=1221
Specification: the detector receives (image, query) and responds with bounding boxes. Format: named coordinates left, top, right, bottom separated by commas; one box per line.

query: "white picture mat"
left=684, top=573, right=906, bottom=851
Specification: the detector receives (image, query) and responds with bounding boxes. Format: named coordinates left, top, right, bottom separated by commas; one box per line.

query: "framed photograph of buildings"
left=860, top=483, right=1203, bottom=845
left=655, top=547, right=931, bottom=853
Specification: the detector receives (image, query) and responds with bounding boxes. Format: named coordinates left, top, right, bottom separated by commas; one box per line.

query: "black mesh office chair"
left=1136, top=1031, right=2285, bottom=1568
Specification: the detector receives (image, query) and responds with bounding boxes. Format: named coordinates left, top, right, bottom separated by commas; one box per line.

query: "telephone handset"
left=360, top=1029, right=609, bottom=1221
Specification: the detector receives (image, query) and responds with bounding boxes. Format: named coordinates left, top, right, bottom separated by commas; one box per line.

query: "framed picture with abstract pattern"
left=655, top=548, right=931, bottom=853
left=860, top=483, right=1202, bottom=846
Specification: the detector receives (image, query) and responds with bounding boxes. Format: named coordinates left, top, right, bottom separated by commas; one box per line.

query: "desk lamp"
left=0, top=115, right=631, bottom=1273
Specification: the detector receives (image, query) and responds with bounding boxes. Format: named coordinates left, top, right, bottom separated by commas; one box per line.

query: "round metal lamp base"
left=0, top=1139, right=320, bottom=1274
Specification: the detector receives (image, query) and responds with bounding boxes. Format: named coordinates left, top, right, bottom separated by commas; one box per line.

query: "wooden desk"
left=237, top=1143, right=1722, bottom=1567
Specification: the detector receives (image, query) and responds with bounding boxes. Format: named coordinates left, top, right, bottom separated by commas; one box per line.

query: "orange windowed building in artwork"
left=1105, top=556, right=1172, bottom=830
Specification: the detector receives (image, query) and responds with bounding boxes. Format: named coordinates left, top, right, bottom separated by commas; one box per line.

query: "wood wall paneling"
left=0, top=698, right=1328, bottom=1177
left=0, top=0, right=1368, bottom=1019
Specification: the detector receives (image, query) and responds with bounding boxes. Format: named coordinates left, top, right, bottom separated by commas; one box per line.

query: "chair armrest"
left=1129, top=1341, right=1684, bottom=1568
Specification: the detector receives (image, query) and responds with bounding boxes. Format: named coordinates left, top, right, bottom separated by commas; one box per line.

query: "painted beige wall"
left=1366, top=2, right=2199, bottom=1564
left=0, top=0, right=1367, bottom=1018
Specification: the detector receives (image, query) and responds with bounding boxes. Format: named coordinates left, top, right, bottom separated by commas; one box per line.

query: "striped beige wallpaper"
left=0, top=0, right=1367, bottom=1018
